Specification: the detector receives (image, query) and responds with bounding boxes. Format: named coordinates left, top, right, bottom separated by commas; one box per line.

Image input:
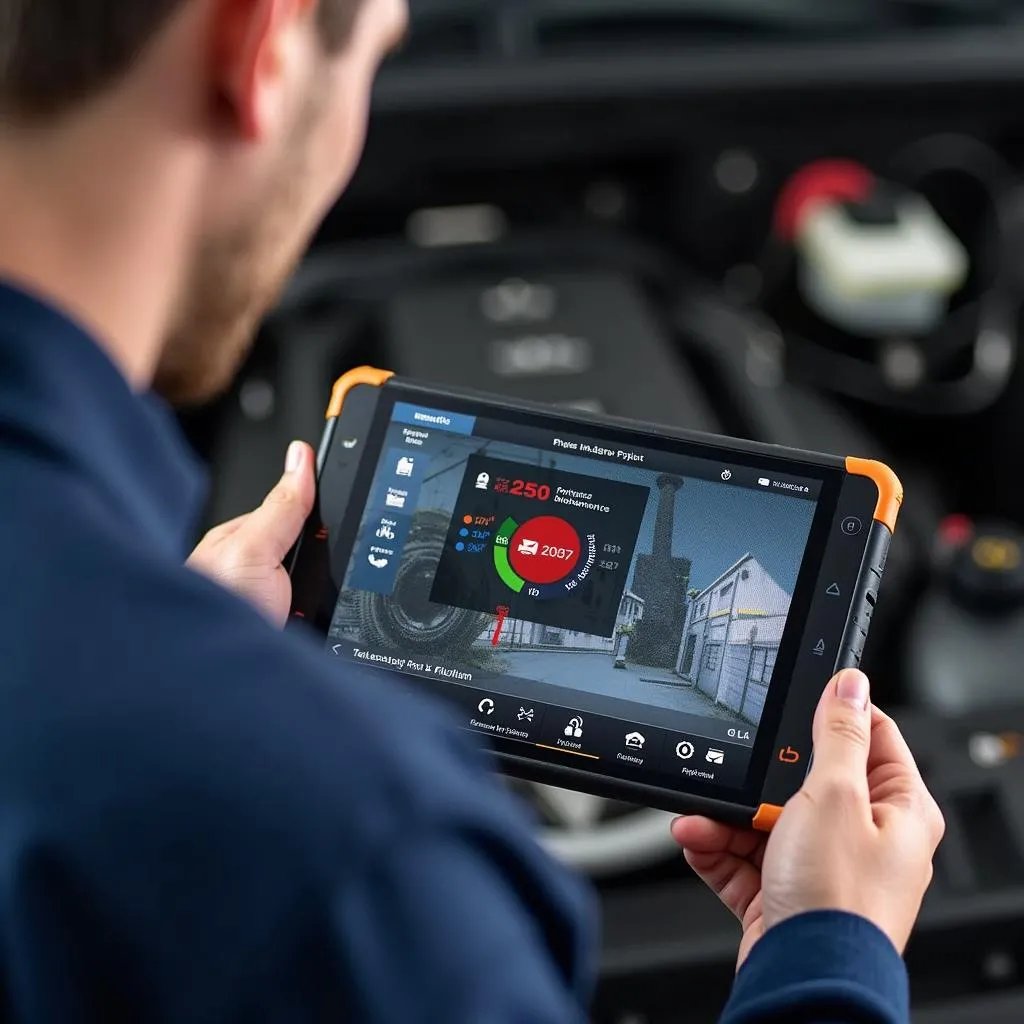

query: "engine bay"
left=181, top=9, right=1024, bottom=1019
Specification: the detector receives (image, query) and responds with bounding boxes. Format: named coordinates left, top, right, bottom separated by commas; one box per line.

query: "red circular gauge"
left=508, top=516, right=582, bottom=585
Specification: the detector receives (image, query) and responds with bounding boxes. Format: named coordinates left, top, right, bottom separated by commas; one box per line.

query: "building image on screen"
left=329, top=415, right=816, bottom=732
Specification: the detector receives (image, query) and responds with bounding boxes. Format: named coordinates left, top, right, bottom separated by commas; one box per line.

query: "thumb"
left=805, top=669, right=873, bottom=791
left=235, top=441, right=316, bottom=565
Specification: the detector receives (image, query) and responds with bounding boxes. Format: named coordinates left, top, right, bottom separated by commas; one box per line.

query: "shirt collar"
left=0, top=280, right=206, bottom=558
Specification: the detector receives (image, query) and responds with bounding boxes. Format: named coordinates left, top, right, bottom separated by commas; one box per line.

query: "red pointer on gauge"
left=492, top=605, right=510, bottom=647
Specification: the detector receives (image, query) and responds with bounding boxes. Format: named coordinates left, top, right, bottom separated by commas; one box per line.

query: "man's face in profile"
left=155, top=0, right=407, bottom=406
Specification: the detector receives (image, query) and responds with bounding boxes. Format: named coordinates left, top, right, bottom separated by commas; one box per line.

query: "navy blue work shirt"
left=0, top=279, right=910, bottom=1023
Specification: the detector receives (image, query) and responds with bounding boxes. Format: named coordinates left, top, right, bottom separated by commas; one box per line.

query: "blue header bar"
left=392, top=402, right=476, bottom=435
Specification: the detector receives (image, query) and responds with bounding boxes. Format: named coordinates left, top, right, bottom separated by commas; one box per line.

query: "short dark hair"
left=0, top=0, right=362, bottom=121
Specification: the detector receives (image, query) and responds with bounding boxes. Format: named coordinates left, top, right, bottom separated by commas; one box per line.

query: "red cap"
left=938, top=514, right=974, bottom=549
left=774, top=159, right=874, bottom=242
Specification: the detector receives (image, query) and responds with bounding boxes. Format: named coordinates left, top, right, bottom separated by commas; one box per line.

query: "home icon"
left=624, top=731, right=646, bottom=750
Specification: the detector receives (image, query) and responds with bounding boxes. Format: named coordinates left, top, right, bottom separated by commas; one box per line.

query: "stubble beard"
left=154, top=93, right=325, bottom=407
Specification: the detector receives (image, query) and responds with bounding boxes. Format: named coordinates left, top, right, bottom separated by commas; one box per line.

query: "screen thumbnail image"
left=331, top=429, right=816, bottom=730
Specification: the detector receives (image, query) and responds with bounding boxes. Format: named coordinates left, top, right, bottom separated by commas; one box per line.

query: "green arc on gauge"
left=494, top=516, right=525, bottom=592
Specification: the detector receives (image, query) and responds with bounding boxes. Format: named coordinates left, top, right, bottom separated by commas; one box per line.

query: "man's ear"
left=212, top=0, right=316, bottom=141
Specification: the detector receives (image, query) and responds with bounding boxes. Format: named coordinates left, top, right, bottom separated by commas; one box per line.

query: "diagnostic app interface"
left=432, top=456, right=649, bottom=638
left=329, top=400, right=820, bottom=790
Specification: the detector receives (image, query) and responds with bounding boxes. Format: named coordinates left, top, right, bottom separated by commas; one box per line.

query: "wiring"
left=269, top=227, right=685, bottom=321
left=888, top=132, right=1018, bottom=197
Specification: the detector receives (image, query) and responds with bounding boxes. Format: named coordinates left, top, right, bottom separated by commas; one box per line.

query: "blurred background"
left=180, top=2, right=1024, bottom=1020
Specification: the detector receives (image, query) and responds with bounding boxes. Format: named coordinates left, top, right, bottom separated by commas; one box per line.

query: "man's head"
left=0, top=0, right=408, bottom=402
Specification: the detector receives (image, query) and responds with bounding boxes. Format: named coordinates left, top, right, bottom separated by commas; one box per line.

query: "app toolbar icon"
left=396, top=456, right=415, bottom=477
left=706, top=748, right=725, bottom=765
left=478, top=698, right=495, bottom=716
left=518, top=707, right=534, bottom=722
left=564, top=716, right=584, bottom=739
left=675, top=741, right=695, bottom=760
left=625, top=731, right=645, bottom=750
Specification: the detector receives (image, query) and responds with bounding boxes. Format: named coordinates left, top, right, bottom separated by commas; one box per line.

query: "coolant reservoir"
left=796, top=184, right=968, bottom=337
left=776, top=159, right=969, bottom=338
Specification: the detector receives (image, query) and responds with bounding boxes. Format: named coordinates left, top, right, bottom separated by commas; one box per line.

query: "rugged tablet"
left=288, top=368, right=900, bottom=830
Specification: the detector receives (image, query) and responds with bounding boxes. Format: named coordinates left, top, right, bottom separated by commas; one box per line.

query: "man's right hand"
left=672, top=669, right=945, bottom=970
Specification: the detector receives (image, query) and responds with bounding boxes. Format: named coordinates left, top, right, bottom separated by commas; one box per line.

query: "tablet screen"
left=321, top=395, right=828, bottom=796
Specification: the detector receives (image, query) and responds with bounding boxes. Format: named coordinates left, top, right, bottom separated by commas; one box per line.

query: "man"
left=0, top=0, right=944, bottom=1021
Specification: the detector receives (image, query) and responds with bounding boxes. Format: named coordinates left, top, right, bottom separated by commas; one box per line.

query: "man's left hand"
left=188, top=441, right=316, bottom=627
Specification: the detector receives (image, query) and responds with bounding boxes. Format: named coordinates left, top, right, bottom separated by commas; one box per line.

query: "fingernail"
left=285, top=442, right=303, bottom=474
left=835, top=669, right=870, bottom=710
